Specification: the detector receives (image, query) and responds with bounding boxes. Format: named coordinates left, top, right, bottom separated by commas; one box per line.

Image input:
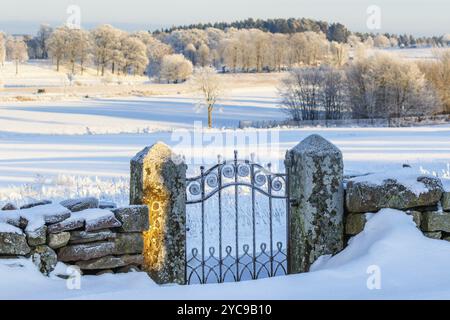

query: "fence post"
left=130, top=142, right=187, bottom=285
left=285, top=134, right=344, bottom=274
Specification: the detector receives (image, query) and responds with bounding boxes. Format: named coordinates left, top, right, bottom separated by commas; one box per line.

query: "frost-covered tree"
left=346, top=53, right=441, bottom=119
left=220, top=37, right=240, bottom=72
left=270, top=33, right=289, bottom=71
left=418, top=50, right=450, bottom=114
left=6, top=37, right=29, bottom=74
left=364, top=36, right=374, bottom=48
left=389, top=37, right=399, bottom=48
left=374, top=34, right=391, bottom=48
left=329, top=41, right=349, bottom=67
left=160, top=54, right=193, bottom=83
left=47, top=26, right=70, bottom=71
left=250, top=29, right=270, bottom=72
left=36, top=24, right=53, bottom=59
left=64, top=28, right=92, bottom=74
left=184, top=43, right=197, bottom=65
left=163, top=29, right=208, bottom=54
left=191, top=66, right=224, bottom=128
left=289, top=32, right=329, bottom=66
left=120, top=36, right=149, bottom=75
left=0, top=33, right=6, bottom=67
left=92, top=25, right=123, bottom=76
left=196, top=43, right=210, bottom=67
left=133, top=31, right=173, bottom=78
left=347, top=34, right=362, bottom=48
left=77, top=29, right=93, bottom=75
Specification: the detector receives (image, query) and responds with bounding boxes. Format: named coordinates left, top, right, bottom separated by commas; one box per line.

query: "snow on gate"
left=185, top=150, right=290, bottom=284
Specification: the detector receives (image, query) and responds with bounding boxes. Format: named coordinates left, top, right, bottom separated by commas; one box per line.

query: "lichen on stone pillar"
left=285, top=134, right=344, bottom=274
left=130, top=142, right=186, bottom=284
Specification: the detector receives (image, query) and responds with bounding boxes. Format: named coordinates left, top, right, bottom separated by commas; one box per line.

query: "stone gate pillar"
left=285, top=134, right=344, bottom=274
left=130, top=142, right=187, bottom=285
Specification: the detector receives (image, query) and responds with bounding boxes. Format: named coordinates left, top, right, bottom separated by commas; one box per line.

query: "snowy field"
left=1, top=209, right=450, bottom=299
left=0, top=78, right=450, bottom=299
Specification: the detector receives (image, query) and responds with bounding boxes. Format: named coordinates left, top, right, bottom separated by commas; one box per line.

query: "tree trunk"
left=208, top=105, right=213, bottom=128
left=15, top=60, right=19, bottom=75
left=56, top=59, right=60, bottom=72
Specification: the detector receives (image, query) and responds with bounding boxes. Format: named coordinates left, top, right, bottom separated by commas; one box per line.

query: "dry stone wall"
left=0, top=197, right=149, bottom=276
left=345, top=171, right=450, bottom=241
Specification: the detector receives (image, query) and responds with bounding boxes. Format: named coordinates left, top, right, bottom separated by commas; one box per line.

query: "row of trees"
left=47, top=25, right=150, bottom=76
left=280, top=52, right=446, bottom=122
left=3, top=23, right=450, bottom=86
left=160, top=28, right=352, bottom=73
left=159, top=17, right=450, bottom=47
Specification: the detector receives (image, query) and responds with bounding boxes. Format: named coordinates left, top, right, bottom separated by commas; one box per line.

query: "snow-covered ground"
left=1, top=209, right=449, bottom=300
left=0, top=83, right=449, bottom=299
left=1, top=91, right=450, bottom=208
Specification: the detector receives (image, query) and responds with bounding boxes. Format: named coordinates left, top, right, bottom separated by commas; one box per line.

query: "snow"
left=1, top=209, right=449, bottom=299
left=0, top=222, right=23, bottom=234
left=0, top=71, right=449, bottom=299
left=349, top=168, right=436, bottom=196
left=1, top=125, right=450, bottom=208
left=66, top=208, right=115, bottom=224
left=0, top=203, right=70, bottom=232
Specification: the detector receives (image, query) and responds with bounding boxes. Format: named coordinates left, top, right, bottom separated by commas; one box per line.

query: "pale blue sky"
left=1, top=0, right=448, bottom=36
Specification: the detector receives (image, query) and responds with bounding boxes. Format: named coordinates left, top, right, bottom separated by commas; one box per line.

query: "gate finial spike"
left=217, top=154, right=222, bottom=164
left=234, top=150, right=238, bottom=161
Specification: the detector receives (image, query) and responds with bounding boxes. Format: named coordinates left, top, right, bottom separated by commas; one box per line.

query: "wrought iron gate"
left=185, top=151, right=290, bottom=285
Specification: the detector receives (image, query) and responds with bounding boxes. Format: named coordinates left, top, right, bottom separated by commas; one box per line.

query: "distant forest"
left=156, top=17, right=447, bottom=46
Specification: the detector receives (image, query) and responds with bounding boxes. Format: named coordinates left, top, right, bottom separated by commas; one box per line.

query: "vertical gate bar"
left=185, top=189, right=188, bottom=284
left=200, top=166, right=206, bottom=284
left=234, top=150, right=240, bottom=281
left=218, top=156, right=223, bottom=283
left=251, top=163, right=256, bottom=279
left=285, top=163, right=291, bottom=275
left=268, top=165, right=274, bottom=277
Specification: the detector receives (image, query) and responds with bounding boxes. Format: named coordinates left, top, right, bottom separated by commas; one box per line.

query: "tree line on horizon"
left=157, top=17, right=450, bottom=48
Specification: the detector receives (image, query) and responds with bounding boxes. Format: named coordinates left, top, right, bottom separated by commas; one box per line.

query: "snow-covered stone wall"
left=345, top=170, right=450, bottom=242
left=0, top=197, right=149, bottom=276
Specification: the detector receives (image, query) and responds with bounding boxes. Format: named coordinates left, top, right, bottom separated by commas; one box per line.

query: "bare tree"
left=279, top=67, right=324, bottom=121
left=191, top=67, right=224, bottom=128
left=6, top=37, right=29, bottom=74
left=321, top=66, right=348, bottom=120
